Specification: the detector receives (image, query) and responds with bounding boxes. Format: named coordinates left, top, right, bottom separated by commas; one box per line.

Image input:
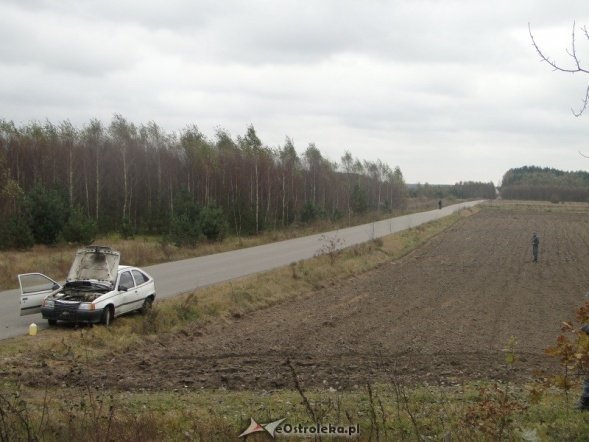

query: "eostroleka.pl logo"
left=239, top=418, right=286, bottom=438
left=238, top=418, right=360, bottom=438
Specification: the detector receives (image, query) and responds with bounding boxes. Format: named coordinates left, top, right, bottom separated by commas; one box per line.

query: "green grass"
left=3, top=379, right=589, bottom=441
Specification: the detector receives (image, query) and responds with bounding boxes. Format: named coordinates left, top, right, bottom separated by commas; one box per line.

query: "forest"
left=409, top=181, right=496, bottom=200
left=0, top=116, right=408, bottom=249
left=500, top=166, right=589, bottom=202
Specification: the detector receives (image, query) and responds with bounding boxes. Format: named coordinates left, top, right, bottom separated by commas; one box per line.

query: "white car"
left=18, top=246, right=156, bottom=326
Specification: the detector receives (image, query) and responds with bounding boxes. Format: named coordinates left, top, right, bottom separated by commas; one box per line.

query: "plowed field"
left=18, top=205, right=589, bottom=391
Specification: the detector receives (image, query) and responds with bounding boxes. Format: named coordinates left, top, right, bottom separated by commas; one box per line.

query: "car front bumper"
left=41, top=307, right=103, bottom=324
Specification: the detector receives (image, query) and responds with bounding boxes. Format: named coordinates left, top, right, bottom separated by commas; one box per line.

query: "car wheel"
left=101, top=307, right=112, bottom=326
left=141, top=297, right=153, bottom=315
left=48, top=319, right=57, bottom=326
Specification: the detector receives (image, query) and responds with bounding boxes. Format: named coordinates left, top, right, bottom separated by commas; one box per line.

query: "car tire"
left=101, top=307, right=112, bottom=326
left=141, top=297, right=153, bottom=315
left=48, top=319, right=57, bottom=326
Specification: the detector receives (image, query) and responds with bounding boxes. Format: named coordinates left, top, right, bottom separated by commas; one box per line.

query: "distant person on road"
left=438, top=199, right=442, bottom=210
left=532, top=233, right=539, bottom=263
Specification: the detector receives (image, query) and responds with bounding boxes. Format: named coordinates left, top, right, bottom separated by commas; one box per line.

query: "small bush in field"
left=544, top=301, right=589, bottom=398
left=315, top=234, right=345, bottom=265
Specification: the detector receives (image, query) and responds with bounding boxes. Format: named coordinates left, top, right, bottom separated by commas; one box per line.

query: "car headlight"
left=42, top=299, right=54, bottom=309
left=78, top=303, right=95, bottom=311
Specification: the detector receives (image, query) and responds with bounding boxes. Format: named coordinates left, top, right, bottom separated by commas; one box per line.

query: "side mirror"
left=118, top=286, right=128, bottom=292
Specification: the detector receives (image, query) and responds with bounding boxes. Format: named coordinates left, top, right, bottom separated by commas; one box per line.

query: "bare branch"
left=529, top=22, right=589, bottom=74
left=578, top=150, right=589, bottom=158
left=572, top=85, right=589, bottom=117
left=529, top=23, right=567, bottom=71
left=286, top=358, right=317, bottom=423
left=530, top=21, right=589, bottom=116
left=571, top=21, right=582, bottom=70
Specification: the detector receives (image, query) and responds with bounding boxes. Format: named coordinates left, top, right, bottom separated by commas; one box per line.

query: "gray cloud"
left=0, top=3, right=143, bottom=75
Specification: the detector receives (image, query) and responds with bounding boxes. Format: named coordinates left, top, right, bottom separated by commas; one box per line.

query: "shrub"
left=330, top=209, right=344, bottom=221
left=545, top=301, right=589, bottom=399
left=120, top=217, right=135, bottom=239
left=315, top=234, right=345, bottom=265
left=200, top=204, right=227, bottom=241
left=351, top=184, right=368, bottom=214
left=62, top=207, right=97, bottom=244
left=25, top=185, right=68, bottom=244
left=167, top=190, right=203, bottom=244
left=301, top=201, right=325, bottom=224
left=0, top=215, right=34, bottom=250
left=169, top=214, right=201, bottom=247
left=173, top=190, right=200, bottom=222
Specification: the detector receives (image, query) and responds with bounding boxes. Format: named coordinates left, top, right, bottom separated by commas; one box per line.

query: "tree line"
left=0, top=116, right=408, bottom=249
left=409, top=181, right=496, bottom=200
left=500, top=166, right=589, bottom=202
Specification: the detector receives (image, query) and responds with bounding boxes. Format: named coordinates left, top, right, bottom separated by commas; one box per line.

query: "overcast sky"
left=1, top=1, right=589, bottom=184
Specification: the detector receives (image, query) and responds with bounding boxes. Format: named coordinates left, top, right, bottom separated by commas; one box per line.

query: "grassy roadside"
left=0, top=197, right=459, bottom=291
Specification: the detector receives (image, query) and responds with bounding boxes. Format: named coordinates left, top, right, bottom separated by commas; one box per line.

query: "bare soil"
left=15, top=207, right=589, bottom=391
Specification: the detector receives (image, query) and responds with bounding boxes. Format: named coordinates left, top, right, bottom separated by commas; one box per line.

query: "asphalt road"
left=0, top=200, right=483, bottom=340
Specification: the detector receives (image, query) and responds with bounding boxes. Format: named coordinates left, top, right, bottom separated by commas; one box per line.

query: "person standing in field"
left=438, top=199, right=442, bottom=210
left=532, top=233, right=539, bottom=263
left=577, top=324, right=589, bottom=410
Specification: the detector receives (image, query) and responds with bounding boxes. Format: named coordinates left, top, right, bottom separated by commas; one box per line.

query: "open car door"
left=18, top=273, right=62, bottom=316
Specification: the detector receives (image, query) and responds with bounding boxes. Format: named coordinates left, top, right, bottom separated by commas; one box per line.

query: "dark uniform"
left=438, top=199, right=442, bottom=210
left=532, top=233, right=539, bottom=262
left=577, top=325, right=589, bottom=410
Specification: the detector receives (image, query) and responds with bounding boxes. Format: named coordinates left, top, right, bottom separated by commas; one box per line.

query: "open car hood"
left=66, top=246, right=120, bottom=286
